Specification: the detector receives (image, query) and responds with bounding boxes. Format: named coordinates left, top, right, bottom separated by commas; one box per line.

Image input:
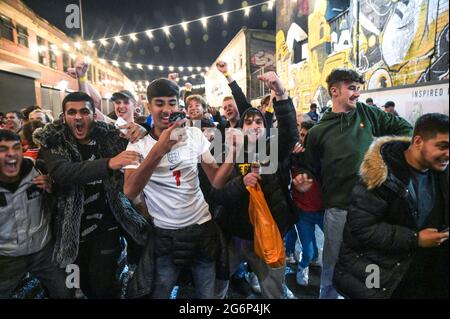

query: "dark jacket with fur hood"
left=35, top=121, right=149, bottom=267
left=334, top=136, right=449, bottom=299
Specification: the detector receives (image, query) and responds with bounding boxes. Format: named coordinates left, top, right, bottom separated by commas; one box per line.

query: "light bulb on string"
left=201, top=17, right=208, bottom=29
left=130, top=33, right=138, bottom=42
left=163, top=26, right=170, bottom=36
left=145, top=30, right=154, bottom=39
left=181, top=21, right=188, bottom=32
left=114, top=36, right=123, bottom=44
left=222, top=12, right=228, bottom=23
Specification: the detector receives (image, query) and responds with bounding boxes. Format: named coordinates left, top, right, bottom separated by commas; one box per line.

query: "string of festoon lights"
left=133, top=78, right=206, bottom=93
left=77, top=0, right=275, bottom=48
left=99, top=58, right=210, bottom=73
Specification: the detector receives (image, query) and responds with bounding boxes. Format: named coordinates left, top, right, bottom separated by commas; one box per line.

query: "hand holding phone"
left=169, top=112, right=186, bottom=126
left=115, top=117, right=128, bottom=134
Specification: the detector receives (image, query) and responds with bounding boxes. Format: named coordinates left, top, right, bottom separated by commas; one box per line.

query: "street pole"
left=79, top=0, right=84, bottom=40
left=356, top=0, right=360, bottom=68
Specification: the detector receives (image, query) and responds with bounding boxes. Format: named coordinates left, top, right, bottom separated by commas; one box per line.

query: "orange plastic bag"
left=247, top=182, right=285, bottom=268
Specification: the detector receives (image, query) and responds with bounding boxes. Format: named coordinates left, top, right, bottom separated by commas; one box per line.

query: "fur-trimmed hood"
left=360, top=136, right=411, bottom=190
left=35, top=120, right=149, bottom=267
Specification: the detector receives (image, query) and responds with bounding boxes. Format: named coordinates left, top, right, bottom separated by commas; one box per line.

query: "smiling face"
left=331, top=81, right=361, bottom=111
left=149, top=96, right=179, bottom=135
left=64, top=101, right=96, bottom=144
left=0, top=139, right=23, bottom=183
left=415, top=133, right=449, bottom=172
left=114, top=98, right=135, bottom=123
left=187, top=99, right=204, bottom=121
left=5, top=112, right=23, bottom=133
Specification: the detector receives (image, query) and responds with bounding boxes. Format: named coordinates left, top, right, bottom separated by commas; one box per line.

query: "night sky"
left=22, top=0, right=276, bottom=84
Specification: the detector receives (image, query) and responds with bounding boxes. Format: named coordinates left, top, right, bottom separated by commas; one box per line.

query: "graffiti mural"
left=276, top=0, right=449, bottom=112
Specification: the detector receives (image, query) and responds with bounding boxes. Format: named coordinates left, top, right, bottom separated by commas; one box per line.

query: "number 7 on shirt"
left=173, top=170, right=181, bottom=187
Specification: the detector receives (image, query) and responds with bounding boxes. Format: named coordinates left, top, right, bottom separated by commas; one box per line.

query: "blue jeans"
left=284, top=227, right=297, bottom=256
left=150, top=254, right=216, bottom=299
left=0, top=241, right=73, bottom=299
left=297, top=212, right=324, bottom=268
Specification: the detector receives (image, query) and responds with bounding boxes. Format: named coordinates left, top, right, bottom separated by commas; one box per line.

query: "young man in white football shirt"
left=123, top=78, right=240, bottom=299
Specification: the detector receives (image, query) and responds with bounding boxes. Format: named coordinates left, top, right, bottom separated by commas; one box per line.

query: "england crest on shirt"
left=167, top=150, right=180, bottom=164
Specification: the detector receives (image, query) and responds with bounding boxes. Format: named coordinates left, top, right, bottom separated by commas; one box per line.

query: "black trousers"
left=75, top=229, right=122, bottom=299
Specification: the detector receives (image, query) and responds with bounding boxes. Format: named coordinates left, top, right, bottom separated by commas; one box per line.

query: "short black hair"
left=301, top=121, right=315, bottom=131
left=365, top=98, right=373, bottom=104
left=0, top=129, right=21, bottom=143
left=413, top=113, right=449, bottom=140
left=147, top=78, right=180, bottom=102
left=384, top=101, right=395, bottom=108
left=326, top=68, right=365, bottom=96
left=240, top=108, right=266, bottom=128
left=310, top=103, right=317, bottom=110
left=62, top=92, right=95, bottom=114
left=6, top=110, right=25, bottom=120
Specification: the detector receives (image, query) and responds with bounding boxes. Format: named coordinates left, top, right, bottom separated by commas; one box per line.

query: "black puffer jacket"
left=209, top=98, right=299, bottom=240
left=334, top=136, right=449, bottom=299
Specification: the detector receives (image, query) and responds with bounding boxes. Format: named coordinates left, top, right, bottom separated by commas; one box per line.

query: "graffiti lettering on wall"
left=251, top=50, right=275, bottom=68
left=276, top=0, right=449, bottom=112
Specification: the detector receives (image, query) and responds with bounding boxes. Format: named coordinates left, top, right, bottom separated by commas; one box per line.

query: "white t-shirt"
left=124, top=127, right=212, bottom=229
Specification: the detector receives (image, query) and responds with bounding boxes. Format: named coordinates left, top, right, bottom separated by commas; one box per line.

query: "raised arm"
left=257, top=72, right=299, bottom=161
left=216, top=61, right=252, bottom=115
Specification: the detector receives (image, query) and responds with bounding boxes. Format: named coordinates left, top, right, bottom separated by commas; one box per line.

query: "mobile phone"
left=169, top=112, right=186, bottom=124
left=115, top=117, right=128, bottom=134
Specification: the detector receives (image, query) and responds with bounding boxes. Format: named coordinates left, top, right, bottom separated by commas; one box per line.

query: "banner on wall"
left=360, top=81, right=449, bottom=124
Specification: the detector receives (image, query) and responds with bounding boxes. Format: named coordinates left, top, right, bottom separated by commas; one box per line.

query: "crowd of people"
left=0, top=60, right=448, bottom=299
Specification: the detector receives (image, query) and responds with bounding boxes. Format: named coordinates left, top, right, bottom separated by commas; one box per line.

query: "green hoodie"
left=303, top=102, right=413, bottom=210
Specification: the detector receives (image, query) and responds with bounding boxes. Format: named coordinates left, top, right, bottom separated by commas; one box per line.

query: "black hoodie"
left=209, top=98, right=299, bottom=240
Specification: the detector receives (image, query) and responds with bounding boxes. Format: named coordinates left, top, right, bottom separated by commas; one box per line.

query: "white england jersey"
left=124, top=127, right=212, bottom=229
